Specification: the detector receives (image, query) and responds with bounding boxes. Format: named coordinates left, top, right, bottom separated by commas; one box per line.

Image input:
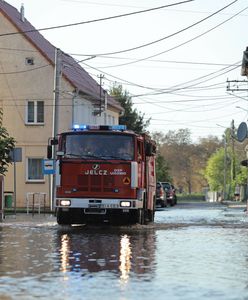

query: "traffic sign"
left=43, top=159, right=55, bottom=174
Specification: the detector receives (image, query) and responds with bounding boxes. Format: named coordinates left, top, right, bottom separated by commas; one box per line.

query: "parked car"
left=161, top=182, right=177, bottom=206
left=156, top=182, right=167, bottom=207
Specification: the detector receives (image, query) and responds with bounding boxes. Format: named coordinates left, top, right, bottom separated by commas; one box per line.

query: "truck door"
left=137, top=140, right=145, bottom=188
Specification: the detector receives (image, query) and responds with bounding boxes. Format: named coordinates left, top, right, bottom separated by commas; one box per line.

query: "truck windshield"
left=63, top=133, right=134, bottom=160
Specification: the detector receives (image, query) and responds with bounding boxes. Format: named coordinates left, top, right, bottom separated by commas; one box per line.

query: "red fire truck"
left=47, top=124, right=156, bottom=225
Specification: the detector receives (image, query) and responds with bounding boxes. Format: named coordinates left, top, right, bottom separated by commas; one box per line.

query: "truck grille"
left=78, top=175, right=114, bottom=192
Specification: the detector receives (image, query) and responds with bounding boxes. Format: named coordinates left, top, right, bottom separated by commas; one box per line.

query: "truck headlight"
left=120, top=201, right=131, bottom=207
left=60, top=200, right=71, bottom=206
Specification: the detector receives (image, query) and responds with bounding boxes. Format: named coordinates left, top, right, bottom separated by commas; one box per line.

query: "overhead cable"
left=84, top=0, right=238, bottom=57
left=99, top=4, right=247, bottom=68
left=0, top=0, right=193, bottom=37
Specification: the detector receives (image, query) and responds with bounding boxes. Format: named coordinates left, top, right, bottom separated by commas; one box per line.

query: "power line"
left=0, top=0, right=194, bottom=37
left=0, top=64, right=51, bottom=75
left=147, top=110, right=242, bottom=125
left=82, top=0, right=238, bottom=57
left=71, top=53, right=239, bottom=67
left=97, top=3, right=247, bottom=68
left=131, top=62, right=241, bottom=97
left=0, top=46, right=239, bottom=68
left=133, top=95, right=238, bottom=105
left=81, top=58, right=241, bottom=102
left=145, top=100, right=240, bottom=114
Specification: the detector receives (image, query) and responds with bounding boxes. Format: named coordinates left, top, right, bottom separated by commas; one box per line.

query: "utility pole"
left=98, top=74, right=104, bottom=116
left=51, top=48, right=62, bottom=211
left=227, top=79, right=248, bottom=186
left=53, top=48, right=62, bottom=141
left=231, top=119, right=236, bottom=182
left=224, top=134, right=227, bottom=201
left=72, top=88, right=79, bottom=127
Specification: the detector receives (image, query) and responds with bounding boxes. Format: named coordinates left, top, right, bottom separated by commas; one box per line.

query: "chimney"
left=20, top=3, right=24, bottom=22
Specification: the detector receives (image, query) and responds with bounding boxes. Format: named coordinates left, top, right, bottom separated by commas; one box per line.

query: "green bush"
left=177, top=194, right=205, bottom=201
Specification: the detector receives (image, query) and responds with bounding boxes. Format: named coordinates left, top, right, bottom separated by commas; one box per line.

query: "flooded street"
left=0, top=202, right=248, bottom=300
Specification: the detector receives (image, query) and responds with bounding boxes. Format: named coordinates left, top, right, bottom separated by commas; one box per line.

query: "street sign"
left=10, top=148, right=22, bottom=162
left=43, top=159, right=55, bottom=175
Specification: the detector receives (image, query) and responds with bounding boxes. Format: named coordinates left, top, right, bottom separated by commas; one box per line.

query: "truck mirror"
left=145, top=143, right=153, bottom=156
left=56, top=151, right=64, bottom=156
left=51, top=138, right=58, bottom=145
left=47, top=145, right=52, bottom=159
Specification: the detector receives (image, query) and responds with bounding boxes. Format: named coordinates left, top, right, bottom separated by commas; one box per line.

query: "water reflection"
left=119, top=234, right=131, bottom=283
left=0, top=225, right=57, bottom=277
left=57, top=228, right=156, bottom=282
left=0, top=209, right=248, bottom=299
left=60, top=234, right=70, bottom=273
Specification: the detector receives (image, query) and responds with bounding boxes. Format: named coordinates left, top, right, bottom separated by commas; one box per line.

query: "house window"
left=27, top=158, right=44, bottom=181
left=26, top=101, right=44, bottom=124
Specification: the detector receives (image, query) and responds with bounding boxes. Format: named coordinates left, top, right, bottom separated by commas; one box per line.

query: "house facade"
left=0, top=1, right=123, bottom=208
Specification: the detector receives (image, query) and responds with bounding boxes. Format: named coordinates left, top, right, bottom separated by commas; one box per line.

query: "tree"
left=156, top=154, right=171, bottom=182
left=154, top=130, right=222, bottom=193
left=160, top=129, right=194, bottom=193
left=109, top=84, right=150, bottom=133
left=204, top=148, right=230, bottom=192
left=0, top=111, right=15, bottom=175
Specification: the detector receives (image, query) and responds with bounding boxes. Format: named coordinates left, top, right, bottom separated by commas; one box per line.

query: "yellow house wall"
left=0, top=14, right=73, bottom=208
left=0, top=12, right=119, bottom=209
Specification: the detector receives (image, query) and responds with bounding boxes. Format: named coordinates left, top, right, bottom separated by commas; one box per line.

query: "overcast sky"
left=4, top=0, right=248, bottom=142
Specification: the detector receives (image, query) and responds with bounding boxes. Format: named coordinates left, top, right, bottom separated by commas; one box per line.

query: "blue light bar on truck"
left=73, top=124, right=87, bottom=130
left=72, top=124, right=127, bottom=131
left=111, top=125, right=127, bottom=131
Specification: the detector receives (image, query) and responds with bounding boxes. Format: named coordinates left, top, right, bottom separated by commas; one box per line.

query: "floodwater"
left=0, top=202, right=248, bottom=300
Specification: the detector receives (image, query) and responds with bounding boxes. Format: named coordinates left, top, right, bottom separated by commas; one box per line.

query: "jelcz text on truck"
left=47, top=125, right=157, bottom=225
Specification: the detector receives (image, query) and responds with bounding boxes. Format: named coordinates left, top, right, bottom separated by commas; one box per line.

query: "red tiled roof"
left=0, top=0, right=123, bottom=111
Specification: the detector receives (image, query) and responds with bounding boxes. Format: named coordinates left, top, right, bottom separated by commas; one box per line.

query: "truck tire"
left=147, top=196, right=156, bottom=222
left=57, top=209, right=71, bottom=225
left=133, top=209, right=145, bottom=225
left=161, top=200, right=167, bottom=208
left=139, top=209, right=145, bottom=225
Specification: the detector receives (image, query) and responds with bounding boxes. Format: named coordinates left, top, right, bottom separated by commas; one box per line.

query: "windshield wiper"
left=82, top=154, right=106, bottom=160
left=65, top=153, right=107, bottom=160
left=102, top=155, right=130, bottom=161
left=65, top=153, right=85, bottom=158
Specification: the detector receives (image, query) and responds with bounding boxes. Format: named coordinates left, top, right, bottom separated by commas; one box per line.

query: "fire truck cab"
left=48, top=124, right=156, bottom=225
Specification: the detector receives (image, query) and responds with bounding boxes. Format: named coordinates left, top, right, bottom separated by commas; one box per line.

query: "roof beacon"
left=72, top=124, right=127, bottom=131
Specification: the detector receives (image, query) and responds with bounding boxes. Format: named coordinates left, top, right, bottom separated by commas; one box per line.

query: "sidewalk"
left=2, top=213, right=56, bottom=223
left=221, top=200, right=247, bottom=209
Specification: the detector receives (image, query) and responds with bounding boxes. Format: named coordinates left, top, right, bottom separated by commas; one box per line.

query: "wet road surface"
left=0, top=201, right=248, bottom=300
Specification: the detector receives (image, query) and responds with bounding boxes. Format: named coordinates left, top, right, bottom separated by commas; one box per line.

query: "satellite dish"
left=241, top=159, right=248, bottom=167
left=237, top=122, right=247, bottom=142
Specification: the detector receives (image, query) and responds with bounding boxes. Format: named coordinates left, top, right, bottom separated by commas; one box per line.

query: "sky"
left=4, top=0, right=248, bottom=142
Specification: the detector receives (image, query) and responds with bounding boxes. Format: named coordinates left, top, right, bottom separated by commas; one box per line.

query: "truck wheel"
left=147, top=209, right=155, bottom=222
left=135, top=209, right=145, bottom=225
left=161, top=200, right=167, bottom=208
left=148, top=196, right=156, bottom=222
left=57, top=209, right=71, bottom=225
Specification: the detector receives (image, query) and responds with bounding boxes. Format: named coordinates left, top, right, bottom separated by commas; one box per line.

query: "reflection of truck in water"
left=48, top=125, right=157, bottom=225
left=57, top=228, right=156, bottom=280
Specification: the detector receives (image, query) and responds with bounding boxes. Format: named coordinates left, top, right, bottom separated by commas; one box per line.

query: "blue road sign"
left=43, top=159, right=55, bottom=175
